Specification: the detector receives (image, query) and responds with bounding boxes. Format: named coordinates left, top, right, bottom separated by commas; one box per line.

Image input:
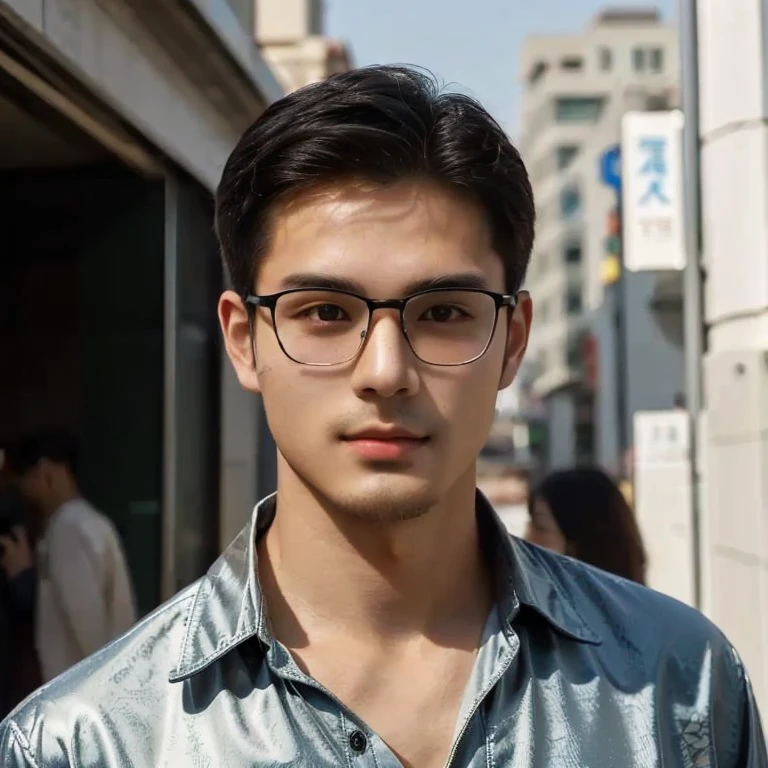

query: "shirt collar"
left=170, top=490, right=599, bottom=682
left=476, top=491, right=601, bottom=645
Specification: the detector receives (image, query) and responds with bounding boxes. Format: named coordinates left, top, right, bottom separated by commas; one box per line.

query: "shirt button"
left=349, top=730, right=368, bottom=754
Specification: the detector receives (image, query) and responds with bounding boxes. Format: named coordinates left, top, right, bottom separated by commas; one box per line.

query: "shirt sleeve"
left=0, top=719, right=43, bottom=768
left=736, top=668, right=768, bottom=767
left=715, top=644, right=768, bottom=767
left=47, top=518, right=109, bottom=660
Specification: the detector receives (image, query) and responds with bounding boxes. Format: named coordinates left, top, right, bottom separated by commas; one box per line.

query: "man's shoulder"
left=53, top=499, right=122, bottom=543
left=54, top=499, right=106, bottom=530
left=513, top=536, right=732, bottom=656
left=2, top=579, right=199, bottom=736
left=516, top=540, right=768, bottom=765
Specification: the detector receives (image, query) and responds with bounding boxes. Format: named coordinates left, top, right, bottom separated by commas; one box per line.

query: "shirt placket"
left=339, top=710, right=404, bottom=768
left=266, top=641, right=405, bottom=767
left=264, top=615, right=521, bottom=768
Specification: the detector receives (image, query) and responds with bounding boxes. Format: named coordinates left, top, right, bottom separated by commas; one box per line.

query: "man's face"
left=525, top=497, right=567, bottom=555
left=16, top=463, right=47, bottom=513
left=220, top=179, right=532, bottom=520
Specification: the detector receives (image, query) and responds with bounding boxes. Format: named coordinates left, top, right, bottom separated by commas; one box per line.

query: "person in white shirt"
left=2, top=429, right=137, bottom=683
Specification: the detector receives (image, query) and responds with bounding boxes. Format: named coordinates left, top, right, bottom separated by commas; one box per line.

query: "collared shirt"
left=1, top=493, right=765, bottom=767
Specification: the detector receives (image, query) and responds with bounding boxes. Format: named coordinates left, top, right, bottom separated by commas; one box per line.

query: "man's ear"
left=219, top=291, right=262, bottom=394
left=499, top=290, right=532, bottom=391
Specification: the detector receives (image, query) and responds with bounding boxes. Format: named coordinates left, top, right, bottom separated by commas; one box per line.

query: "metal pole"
left=679, top=0, right=705, bottom=610
left=615, top=197, right=629, bottom=475
left=162, top=176, right=179, bottom=602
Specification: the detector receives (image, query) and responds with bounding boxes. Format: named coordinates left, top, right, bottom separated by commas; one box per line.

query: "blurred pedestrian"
left=4, top=429, right=137, bottom=682
left=526, top=466, right=647, bottom=584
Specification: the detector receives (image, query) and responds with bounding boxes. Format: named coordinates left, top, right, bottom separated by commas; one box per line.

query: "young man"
left=0, top=67, right=764, bottom=767
left=1, top=429, right=137, bottom=684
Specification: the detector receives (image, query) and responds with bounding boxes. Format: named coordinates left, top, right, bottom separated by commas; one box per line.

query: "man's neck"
left=43, top=489, right=81, bottom=521
left=257, top=469, right=493, bottom=645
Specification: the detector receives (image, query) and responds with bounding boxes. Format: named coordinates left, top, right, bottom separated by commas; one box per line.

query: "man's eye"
left=305, top=304, right=348, bottom=321
left=423, top=305, right=465, bottom=322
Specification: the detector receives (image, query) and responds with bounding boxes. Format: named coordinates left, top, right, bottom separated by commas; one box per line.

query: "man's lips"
left=341, top=429, right=430, bottom=460
left=343, top=429, right=427, bottom=441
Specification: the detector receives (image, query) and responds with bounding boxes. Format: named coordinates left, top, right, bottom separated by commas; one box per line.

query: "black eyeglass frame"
left=244, top=286, right=518, bottom=367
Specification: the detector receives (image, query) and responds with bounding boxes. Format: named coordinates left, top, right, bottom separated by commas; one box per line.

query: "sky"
left=325, top=0, right=676, bottom=138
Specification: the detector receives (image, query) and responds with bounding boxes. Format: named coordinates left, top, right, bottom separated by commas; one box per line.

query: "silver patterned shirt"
left=1, top=492, right=765, bottom=767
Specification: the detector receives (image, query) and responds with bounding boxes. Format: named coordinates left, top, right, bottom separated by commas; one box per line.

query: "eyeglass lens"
left=269, top=289, right=500, bottom=366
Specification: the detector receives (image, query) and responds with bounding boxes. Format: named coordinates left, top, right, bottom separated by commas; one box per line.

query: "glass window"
left=564, top=244, right=582, bottom=264
left=560, top=186, right=581, bottom=219
left=555, top=97, right=605, bottom=122
left=567, top=338, right=581, bottom=368
left=557, top=145, right=579, bottom=170
left=561, top=56, right=583, bottom=71
left=566, top=329, right=587, bottom=370
left=633, top=47, right=647, bottom=72
left=528, top=61, right=549, bottom=85
left=598, top=47, right=612, bottom=71
left=566, top=290, right=583, bottom=315
left=650, top=48, right=664, bottom=72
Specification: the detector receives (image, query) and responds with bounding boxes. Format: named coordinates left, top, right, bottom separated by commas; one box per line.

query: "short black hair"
left=216, top=65, right=535, bottom=298
left=6, top=428, right=78, bottom=477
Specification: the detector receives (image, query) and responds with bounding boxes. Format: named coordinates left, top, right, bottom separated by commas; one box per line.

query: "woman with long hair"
left=526, top=467, right=647, bottom=584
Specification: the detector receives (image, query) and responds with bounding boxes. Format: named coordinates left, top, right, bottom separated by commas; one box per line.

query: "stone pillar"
left=698, top=0, right=768, bottom=714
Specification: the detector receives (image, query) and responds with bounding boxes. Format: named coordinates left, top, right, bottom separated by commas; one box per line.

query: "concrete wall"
left=698, top=0, right=768, bottom=715
left=0, top=0, right=280, bottom=189
left=255, top=0, right=322, bottom=43
left=259, top=36, right=351, bottom=93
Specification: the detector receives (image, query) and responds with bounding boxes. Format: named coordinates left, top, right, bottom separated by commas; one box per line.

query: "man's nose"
left=349, top=312, right=420, bottom=399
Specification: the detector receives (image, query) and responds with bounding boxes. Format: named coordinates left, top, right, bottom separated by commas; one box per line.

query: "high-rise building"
left=255, top=0, right=352, bottom=93
left=519, top=8, right=678, bottom=470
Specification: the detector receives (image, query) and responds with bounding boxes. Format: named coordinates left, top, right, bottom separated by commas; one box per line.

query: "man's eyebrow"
left=402, top=273, right=492, bottom=294
left=278, top=273, right=364, bottom=292
left=277, top=272, right=492, bottom=295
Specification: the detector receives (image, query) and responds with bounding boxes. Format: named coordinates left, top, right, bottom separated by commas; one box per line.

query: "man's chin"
left=319, top=472, right=442, bottom=523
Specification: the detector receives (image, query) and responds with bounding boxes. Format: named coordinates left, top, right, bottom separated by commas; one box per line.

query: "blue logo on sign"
left=638, top=137, right=670, bottom=205
left=599, top=145, right=621, bottom=190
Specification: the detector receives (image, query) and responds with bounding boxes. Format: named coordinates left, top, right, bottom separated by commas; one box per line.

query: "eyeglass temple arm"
left=501, top=293, right=517, bottom=308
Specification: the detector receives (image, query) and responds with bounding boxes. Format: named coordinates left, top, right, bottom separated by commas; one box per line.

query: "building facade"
left=255, top=0, right=352, bottom=93
left=519, top=7, right=679, bottom=472
left=0, top=0, right=282, bottom=615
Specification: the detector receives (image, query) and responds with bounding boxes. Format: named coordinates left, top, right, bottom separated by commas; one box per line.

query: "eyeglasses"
left=244, top=287, right=517, bottom=367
